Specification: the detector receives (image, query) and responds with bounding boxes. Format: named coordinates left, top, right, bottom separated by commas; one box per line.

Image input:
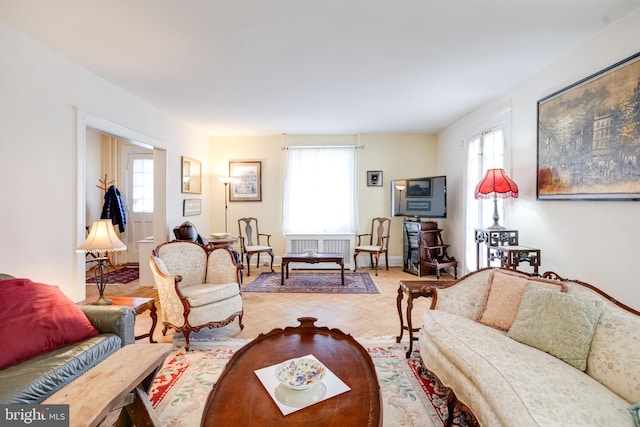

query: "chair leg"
left=246, top=254, right=252, bottom=276
left=385, top=253, right=389, bottom=271
left=353, top=251, right=358, bottom=272
left=183, top=331, right=191, bottom=351
left=268, top=251, right=274, bottom=273
left=374, top=254, right=380, bottom=276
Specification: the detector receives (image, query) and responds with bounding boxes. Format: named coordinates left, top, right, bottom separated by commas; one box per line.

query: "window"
left=131, top=158, right=153, bottom=213
left=283, top=146, right=358, bottom=234
left=465, top=127, right=506, bottom=269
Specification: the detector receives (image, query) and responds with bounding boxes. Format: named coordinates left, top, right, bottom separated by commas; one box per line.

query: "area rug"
left=86, top=266, right=138, bottom=285
left=243, top=272, right=380, bottom=294
left=149, top=338, right=474, bottom=427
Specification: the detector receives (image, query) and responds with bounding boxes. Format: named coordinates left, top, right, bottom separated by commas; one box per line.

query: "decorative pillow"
left=0, top=278, right=99, bottom=370
left=629, top=402, right=640, bottom=427
left=507, top=283, right=603, bottom=371
left=478, top=269, right=565, bottom=330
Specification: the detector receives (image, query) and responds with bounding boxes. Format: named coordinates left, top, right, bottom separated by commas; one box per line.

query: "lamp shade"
left=77, top=219, right=127, bottom=253
left=218, top=176, right=234, bottom=184
left=474, top=169, right=519, bottom=199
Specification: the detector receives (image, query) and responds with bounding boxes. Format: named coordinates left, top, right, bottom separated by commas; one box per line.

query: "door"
left=123, top=149, right=154, bottom=264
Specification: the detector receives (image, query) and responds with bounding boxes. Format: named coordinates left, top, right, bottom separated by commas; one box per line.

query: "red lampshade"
left=474, top=169, right=519, bottom=199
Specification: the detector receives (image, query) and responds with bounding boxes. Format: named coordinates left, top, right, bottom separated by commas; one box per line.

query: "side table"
left=489, top=245, right=541, bottom=274
left=79, top=296, right=157, bottom=343
left=396, top=280, right=446, bottom=358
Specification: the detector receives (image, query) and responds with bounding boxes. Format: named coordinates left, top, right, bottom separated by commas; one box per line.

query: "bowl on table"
left=274, top=357, right=326, bottom=391
left=210, top=233, right=231, bottom=239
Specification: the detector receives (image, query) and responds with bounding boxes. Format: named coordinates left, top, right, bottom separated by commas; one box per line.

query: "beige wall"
left=209, top=134, right=438, bottom=262
left=0, top=20, right=210, bottom=301
left=438, top=8, right=640, bottom=310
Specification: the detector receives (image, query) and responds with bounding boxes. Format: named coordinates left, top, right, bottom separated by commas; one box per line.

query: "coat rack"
left=96, top=174, right=114, bottom=194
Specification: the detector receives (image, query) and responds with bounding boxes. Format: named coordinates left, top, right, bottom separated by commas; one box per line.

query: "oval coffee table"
left=201, top=317, right=382, bottom=426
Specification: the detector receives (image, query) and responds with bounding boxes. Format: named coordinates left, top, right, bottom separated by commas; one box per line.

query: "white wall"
left=438, top=9, right=640, bottom=310
left=0, top=20, right=209, bottom=301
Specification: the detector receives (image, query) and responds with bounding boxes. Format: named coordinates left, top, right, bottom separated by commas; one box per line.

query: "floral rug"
left=149, top=338, right=474, bottom=426
left=86, top=266, right=138, bottom=285
left=242, top=272, right=380, bottom=294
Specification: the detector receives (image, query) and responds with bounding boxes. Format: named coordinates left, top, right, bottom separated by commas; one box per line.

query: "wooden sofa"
left=418, top=268, right=640, bottom=426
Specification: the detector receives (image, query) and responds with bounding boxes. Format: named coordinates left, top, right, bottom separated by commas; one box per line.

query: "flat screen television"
left=391, top=175, right=447, bottom=218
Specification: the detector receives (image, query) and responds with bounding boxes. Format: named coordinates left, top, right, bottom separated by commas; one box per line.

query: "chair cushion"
left=0, top=279, right=99, bottom=370
left=355, top=245, right=381, bottom=252
left=182, top=282, right=240, bottom=307
left=246, top=245, right=272, bottom=252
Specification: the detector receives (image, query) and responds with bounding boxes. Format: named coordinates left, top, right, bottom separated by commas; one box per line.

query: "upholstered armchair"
left=149, top=241, right=243, bottom=349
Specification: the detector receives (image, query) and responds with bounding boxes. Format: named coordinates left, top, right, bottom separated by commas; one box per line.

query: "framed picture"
left=229, top=161, right=262, bottom=202
left=406, top=178, right=432, bottom=197
left=183, top=199, right=201, bottom=216
left=537, top=51, right=640, bottom=201
left=181, top=156, right=202, bottom=194
left=367, top=170, right=383, bottom=187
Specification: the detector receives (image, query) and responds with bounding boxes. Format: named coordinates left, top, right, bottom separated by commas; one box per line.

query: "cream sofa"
left=419, top=268, right=640, bottom=427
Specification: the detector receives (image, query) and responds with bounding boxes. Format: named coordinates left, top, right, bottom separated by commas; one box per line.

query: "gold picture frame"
left=181, top=156, right=202, bottom=194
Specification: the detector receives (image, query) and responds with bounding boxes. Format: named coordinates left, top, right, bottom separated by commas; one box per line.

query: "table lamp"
left=474, top=168, right=519, bottom=230
left=78, top=219, right=127, bottom=305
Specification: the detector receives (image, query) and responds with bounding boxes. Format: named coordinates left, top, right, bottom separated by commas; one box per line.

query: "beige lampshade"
left=77, top=219, right=127, bottom=253
left=218, top=176, right=234, bottom=184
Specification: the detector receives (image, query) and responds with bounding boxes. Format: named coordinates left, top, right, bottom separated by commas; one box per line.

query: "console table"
left=489, top=245, right=541, bottom=274
left=474, top=228, right=518, bottom=269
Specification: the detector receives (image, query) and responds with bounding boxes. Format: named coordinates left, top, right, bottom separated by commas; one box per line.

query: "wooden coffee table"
left=201, top=317, right=382, bottom=426
left=281, top=252, right=345, bottom=285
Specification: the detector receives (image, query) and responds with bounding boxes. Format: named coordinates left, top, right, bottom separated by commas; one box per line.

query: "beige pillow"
left=478, top=269, right=565, bottom=331
left=508, top=283, right=604, bottom=371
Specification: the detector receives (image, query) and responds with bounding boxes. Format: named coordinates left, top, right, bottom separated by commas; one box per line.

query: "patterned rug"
left=148, top=338, right=474, bottom=426
left=86, top=267, right=138, bottom=285
left=243, top=272, right=380, bottom=294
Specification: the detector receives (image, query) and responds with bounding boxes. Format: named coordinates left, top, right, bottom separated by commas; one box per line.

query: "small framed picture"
left=229, top=161, right=262, bottom=202
left=183, top=199, right=201, bottom=216
left=181, top=156, right=202, bottom=194
left=367, top=171, right=383, bottom=187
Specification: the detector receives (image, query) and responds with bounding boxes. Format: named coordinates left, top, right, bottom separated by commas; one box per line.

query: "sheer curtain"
left=465, top=128, right=506, bottom=269
left=283, top=146, right=358, bottom=234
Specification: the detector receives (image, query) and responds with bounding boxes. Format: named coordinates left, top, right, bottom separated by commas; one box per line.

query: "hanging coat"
left=101, top=185, right=127, bottom=232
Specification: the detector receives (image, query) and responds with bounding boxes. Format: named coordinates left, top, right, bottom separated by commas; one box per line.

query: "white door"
left=123, top=150, right=154, bottom=264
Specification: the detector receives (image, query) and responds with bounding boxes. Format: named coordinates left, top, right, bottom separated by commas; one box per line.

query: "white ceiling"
left=1, top=0, right=639, bottom=136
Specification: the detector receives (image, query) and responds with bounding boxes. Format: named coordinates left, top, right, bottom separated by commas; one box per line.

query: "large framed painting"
left=537, top=51, right=640, bottom=201
left=229, top=161, right=262, bottom=202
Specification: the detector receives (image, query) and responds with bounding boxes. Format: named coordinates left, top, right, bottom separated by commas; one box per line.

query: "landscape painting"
left=537, top=52, right=640, bottom=200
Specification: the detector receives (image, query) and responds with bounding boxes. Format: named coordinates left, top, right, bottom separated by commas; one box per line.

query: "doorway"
left=77, top=110, right=168, bottom=301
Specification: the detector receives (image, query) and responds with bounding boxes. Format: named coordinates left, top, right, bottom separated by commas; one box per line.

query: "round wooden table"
left=201, top=317, right=382, bottom=426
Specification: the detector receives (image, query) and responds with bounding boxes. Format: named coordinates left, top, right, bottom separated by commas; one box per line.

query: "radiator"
left=285, top=234, right=355, bottom=269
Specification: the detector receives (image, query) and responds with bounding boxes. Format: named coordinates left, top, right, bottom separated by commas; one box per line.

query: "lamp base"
left=92, top=295, right=113, bottom=305
left=486, top=224, right=506, bottom=230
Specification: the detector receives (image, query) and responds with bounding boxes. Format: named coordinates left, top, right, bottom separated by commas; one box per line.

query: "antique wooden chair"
left=353, top=217, right=391, bottom=276
left=237, top=217, right=274, bottom=276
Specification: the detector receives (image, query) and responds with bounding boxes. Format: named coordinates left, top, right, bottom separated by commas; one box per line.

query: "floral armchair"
left=149, top=241, right=243, bottom=349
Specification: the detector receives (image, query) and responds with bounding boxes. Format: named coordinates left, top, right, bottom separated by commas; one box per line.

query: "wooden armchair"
left=353, top=217, right=391, bottom=276
left=237, top=217, right=274, bottom=276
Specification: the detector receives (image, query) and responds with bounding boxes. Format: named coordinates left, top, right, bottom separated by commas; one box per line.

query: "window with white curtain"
left=465, top=128, right=506, bottom=269
left=283, top=146, right=358, bottom=234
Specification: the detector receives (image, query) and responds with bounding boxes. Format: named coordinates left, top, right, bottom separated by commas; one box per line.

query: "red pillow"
left=0, top=278, right=99, bottom=369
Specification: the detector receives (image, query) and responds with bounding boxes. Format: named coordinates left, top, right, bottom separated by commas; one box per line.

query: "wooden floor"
left=86, top=264, right=453, bottom=345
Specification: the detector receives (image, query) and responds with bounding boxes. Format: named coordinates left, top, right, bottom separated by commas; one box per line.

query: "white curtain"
left=283, top=146, right=358, bottom=234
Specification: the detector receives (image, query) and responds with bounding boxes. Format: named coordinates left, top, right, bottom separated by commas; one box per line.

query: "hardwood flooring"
left=86, top=265, right=453, bottom=345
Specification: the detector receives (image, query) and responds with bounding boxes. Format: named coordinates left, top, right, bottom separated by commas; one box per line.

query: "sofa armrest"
left=80, top=305, right=135, bottom=347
